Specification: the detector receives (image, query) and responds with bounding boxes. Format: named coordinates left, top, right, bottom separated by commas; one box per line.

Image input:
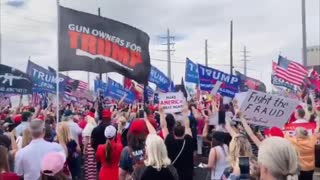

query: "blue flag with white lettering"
left=185, top=58, right=199, bottom=84
left=106, top=78, right=135, bottom=104
left=94, top=79, right=108, bottom=94
left=149, top=66, right=171, bottom=91
left=26, top=61, right=67, bottom=93
left=197, top=64, right=240, bottom=97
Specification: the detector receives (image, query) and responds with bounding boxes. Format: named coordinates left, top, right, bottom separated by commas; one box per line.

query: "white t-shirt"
left=15, top=139, right=65, bottom=180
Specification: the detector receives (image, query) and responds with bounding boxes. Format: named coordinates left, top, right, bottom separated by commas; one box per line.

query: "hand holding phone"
left=239, top=156, right=250, bottom=179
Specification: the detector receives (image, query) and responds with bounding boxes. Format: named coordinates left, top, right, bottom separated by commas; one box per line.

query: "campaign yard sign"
left=159, top=92, right=185, bottom=113
left=197, top=64, right=239, bottom=98
left=235, top=90, right=299, bottom=127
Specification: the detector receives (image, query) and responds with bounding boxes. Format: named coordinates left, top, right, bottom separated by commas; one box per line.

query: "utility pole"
left=301, top=0, right=307, bottom=66
left=160, top=29, right=175, bottom=80
left=230, top=20, right=234, bottom=75
left=97, top=1, right=103, bottom=81
left=0, top=33, right=2, bottom=64
left=205, top=40, right=208, bottom=66
left=0, top=2, right=2, bottom=64
left=241, top=46, right=250, bottom=76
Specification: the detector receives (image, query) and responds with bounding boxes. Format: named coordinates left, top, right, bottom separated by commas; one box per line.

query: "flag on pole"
left=274, top=56, right=308, bottom=86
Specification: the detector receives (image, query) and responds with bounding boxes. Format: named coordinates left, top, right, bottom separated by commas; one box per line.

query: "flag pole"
left=56, top=0, right=60, bottom=124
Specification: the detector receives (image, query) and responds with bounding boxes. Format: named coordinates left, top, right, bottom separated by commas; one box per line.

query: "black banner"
left=58, top=6, right=151, bottom=84
left=235, top=71, right=266, bottom=92
left=0, top=64, right=33, bottom=94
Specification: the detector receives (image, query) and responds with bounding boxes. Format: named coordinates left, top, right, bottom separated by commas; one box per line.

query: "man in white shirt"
left=14, top=111, right=32, bottom=137
left=293, top=108, right=309, bottom=124
left=15, top=119, right=65, bottom=180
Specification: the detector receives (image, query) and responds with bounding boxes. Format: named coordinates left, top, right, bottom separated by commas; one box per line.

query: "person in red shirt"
left=96, top=125, right=123, bottom=180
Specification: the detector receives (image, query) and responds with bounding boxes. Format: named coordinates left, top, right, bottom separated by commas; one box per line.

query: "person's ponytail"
left=105, top=139, right=112, bottom=164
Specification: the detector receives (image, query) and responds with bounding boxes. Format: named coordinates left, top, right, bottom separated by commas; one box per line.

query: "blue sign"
left=26, top=61, right=66, bottom=93
left=185, top=58, right=199, bottom=84
left=146, top=86, right=154, bottom=98
left=149, top=66, right=171, bottom=91
left=106, top=78, right=135, bottom=104
left=271, top=75, right=295, bottom=90
left=197, top=64, right=240, bottom=97
left=94, top=79, right=108, bottom=94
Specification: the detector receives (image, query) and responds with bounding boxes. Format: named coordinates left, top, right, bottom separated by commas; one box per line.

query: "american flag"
left=273, top=56, right=308, bottom=86
left=31, top=93, right=48, bottom=106
left=64, top=79, right=88, bottom=96
left=77, top=80, right=89, bottom=90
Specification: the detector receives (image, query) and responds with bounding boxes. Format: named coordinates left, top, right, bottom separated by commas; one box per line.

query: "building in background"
left=307, top=45, right=320, bottom=73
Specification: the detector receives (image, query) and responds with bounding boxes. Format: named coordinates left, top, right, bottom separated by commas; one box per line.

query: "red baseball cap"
left=102, top=109, right=112, bottom=119
left=129, top=119, right=147, bottom=135
left=13, top=115, right=22, bottom=124
left=264, top=127, right=284, bottom=138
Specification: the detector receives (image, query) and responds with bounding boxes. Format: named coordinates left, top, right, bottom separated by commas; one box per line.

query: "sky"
left=0, top=0, right=319, bottom=91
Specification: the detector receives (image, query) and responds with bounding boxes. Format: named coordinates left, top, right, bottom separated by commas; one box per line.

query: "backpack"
left=123, top=146, right=146, bottom=180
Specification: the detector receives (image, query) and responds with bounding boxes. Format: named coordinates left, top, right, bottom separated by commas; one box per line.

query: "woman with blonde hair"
left=21, top=128, right=32, bottom=148
left=82, top=116, right=97, bottom=180
left=16, top=128, right=32, bottom=149
left=258, top=137, right=299, bottom=180
left=56, top=122, right=81, bottom=179
left=286, top=127, right=318, bottom=180
left=134, top=134, right=179, bottom=180
left=223, top=117, right=258, bottom=179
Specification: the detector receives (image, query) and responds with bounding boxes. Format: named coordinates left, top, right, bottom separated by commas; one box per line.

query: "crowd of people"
left=0, top=94, right=319, bottom=180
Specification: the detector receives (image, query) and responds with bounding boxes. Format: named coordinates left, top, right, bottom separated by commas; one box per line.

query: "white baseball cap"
left=104, top=125, right=116, bottom=139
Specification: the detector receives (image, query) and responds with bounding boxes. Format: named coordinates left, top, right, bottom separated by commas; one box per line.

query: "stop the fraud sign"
left=159, top=92, right=185, bottom=113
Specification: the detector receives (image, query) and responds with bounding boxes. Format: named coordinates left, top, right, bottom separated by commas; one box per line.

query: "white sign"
left=235, top=90, right=299, bottom=127
left=159, top=92, right=185, bottom=113
left=10, top=95, right=28, bottom=108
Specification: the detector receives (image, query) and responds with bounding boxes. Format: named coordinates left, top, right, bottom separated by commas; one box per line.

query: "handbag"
left=172, top=140, right=186, bottom=165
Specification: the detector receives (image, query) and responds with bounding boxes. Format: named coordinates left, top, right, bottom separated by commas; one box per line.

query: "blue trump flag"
left=149, top=66, right=171, bottom=91
left=27, top=61, right=66, bottom=93
left=197, top=64, right=240, bottom=97
left=106, top=78, right=135, bottom=104
left=94, top=79, right=108, bottom=94
left=185, top=58, right=199, bottom=84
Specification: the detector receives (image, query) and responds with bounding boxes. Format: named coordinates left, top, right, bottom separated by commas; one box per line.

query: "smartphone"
left=138, top=109, right=144, bottom=118
left=239, top=156, right=250, bottom=178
